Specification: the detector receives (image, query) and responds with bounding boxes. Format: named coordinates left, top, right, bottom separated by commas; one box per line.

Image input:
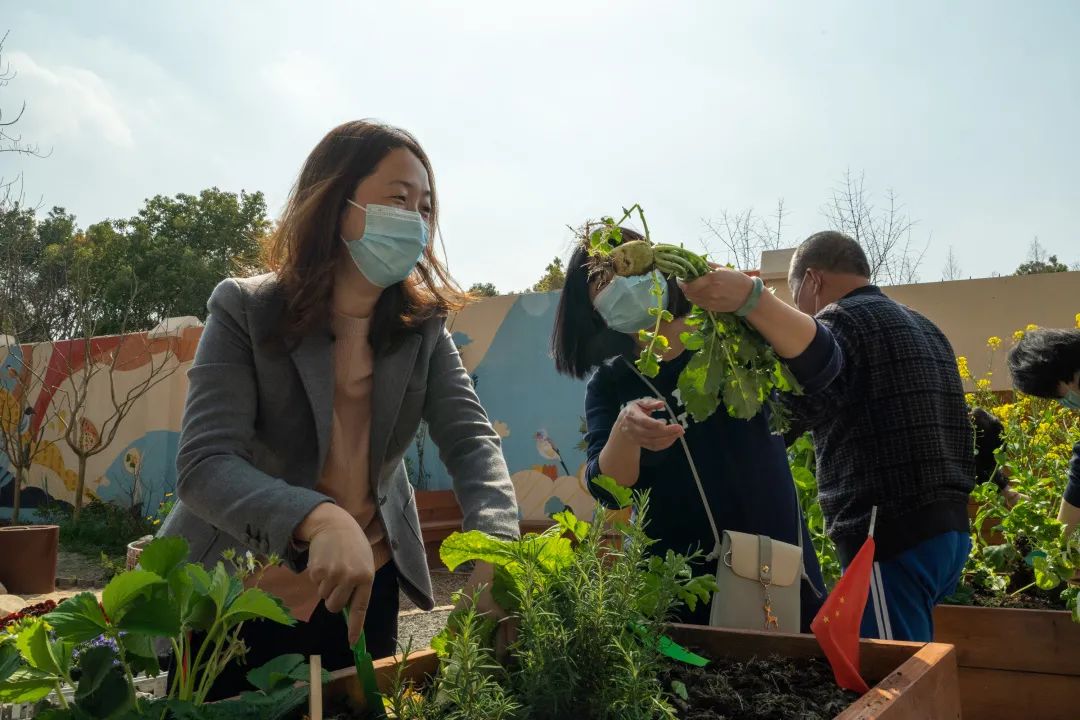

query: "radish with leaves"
left=585, top=204, right=802, bottom=431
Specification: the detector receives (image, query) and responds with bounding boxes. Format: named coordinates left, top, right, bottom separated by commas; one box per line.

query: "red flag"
left=812, top=534, right=875, bottom=695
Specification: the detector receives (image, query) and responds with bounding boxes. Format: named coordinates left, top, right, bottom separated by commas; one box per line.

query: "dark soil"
left=967, top=586, right=1065, bottom=611
left=312, top=652, right=860, bottom=719
left=664, top=654, right=858, bottom=720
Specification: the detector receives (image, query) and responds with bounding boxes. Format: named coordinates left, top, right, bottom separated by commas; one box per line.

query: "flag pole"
left=867, top=505, right=893, bottom=640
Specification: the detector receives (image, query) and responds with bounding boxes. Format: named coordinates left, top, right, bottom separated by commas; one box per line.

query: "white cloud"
left=8, top=51, right=134, bottom=149
left=259, top=50, right=351, bottom=117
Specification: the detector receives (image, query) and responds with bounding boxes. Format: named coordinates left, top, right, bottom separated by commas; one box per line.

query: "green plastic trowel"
left=343, top=610, right=387, bottom=719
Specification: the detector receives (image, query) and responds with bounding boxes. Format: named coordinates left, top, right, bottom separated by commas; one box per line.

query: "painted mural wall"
left=4, top=269, right=1079, bottom=524
left=0, top=330, right=200, bottom=520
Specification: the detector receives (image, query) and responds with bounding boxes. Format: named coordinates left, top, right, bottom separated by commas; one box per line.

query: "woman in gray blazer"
left=159, top=120, right=519, bottom=698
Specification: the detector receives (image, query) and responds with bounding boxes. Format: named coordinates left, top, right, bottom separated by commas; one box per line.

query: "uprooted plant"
left=583, top=205, right=802, bottom=430
left=382, top=480, right=717, bottom=720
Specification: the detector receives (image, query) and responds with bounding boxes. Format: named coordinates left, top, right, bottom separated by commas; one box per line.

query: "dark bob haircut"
left=1007, top=328, right=1080, bottom=398
left=550, top=227, right=692, bottom=379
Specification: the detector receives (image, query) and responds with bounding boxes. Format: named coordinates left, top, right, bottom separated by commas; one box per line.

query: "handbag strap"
left=620, top=357, right=822, bottom=600
left=621, top=358, right=723, bottom=560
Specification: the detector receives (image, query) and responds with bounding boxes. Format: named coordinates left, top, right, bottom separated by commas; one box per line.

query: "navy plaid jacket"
left=784, top=286, right=975, bottom=564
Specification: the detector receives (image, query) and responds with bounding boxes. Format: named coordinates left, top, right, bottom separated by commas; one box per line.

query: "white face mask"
left=340, top=199, right=429, bottom=287
left=594, top=271, right=669, bottom=334
left=795, top=270, right=820, bottom=315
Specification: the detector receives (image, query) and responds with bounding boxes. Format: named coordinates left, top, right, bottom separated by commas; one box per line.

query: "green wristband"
left=734, top=276, right=765, bottom=317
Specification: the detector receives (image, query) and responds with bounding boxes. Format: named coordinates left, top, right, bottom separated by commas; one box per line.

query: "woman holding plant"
left=160, top=120, right=519, bottom=698
left=551, top=227, right=840, bottom=630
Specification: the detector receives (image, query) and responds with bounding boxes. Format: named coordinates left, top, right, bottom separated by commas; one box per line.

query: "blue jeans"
left=850, top=530, right=970, bottom=642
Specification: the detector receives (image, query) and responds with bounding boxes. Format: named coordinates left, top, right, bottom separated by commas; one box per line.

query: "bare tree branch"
left=821, top=169, right=927, bottom=285
left=702, top=198, right=787, bottom=271
left=942, top=244, right=962, bottom=281
left=57, top=277, right=181, bottom=520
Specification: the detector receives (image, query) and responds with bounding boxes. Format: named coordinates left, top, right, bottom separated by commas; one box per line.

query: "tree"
left=13, top=189, right=271, bottom=339
left=703, top=199, right=787, bottom=271
left=0, top=204, right=73, bottom=521
left=1015, top=238, right=1070, bottom=275
left=0, top=31, right=47, bottom=203
left=57, top=302, right=180, bottom=521
left=88, top=188, right=270, bottom=335
left=468, top=282, right=499, bottom=297
left=532, top=257, right=566, bottom=293
left=942, top=246, right=962, bottom=281
left=822, top=170, right=927, bottom=285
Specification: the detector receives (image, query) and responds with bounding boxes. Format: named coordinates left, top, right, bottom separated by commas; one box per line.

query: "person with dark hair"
left=969, top=406, right=1024, bottom=504
left=720, top=229, right=974, bottom=642
left=160, top=120, right=519, bottom=697
left=552, top=228, right=842, bottom=632
left=1007, top=327, right=1080, bottom=531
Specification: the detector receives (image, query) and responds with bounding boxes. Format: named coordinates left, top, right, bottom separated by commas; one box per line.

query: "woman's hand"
left=459, top=561, right=516, bottom=659
left=678, top=265, right=755, bottom=314
left=296, top=503, right=376, bottom=645
left=617, top=398, right=683, bottom=451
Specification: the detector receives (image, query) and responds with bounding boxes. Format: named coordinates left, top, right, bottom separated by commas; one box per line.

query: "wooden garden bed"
left=323, top=625, right=961, bottom=719
left=934, top=604, right=1080, bottom=720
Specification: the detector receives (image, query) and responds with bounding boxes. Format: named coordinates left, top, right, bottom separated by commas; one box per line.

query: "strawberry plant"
left=0, top=537, right=327, bottom=718
left=584, top=205, right=802, bottom=430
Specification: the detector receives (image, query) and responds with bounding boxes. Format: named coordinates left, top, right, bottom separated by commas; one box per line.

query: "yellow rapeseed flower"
left=1075, top=313, right=1080, bottom=329
left=957, top=356, right=971, bottom=380
left=976, top=378, right=992, bottom=391
left=1026, top=324, right=1039, bottom=332
left=987, top=336, right=1002, bottom=350
left=1013, top=329, right=1026, bottom=342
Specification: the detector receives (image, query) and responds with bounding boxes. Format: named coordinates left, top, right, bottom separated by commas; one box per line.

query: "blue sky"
left=3, top=0, right=1078, bottom=290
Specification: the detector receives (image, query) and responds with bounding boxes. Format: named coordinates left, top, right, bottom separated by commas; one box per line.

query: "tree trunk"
left=11, top=465, right=24, bottom=523
left=73, top=453, right=88, bottom=522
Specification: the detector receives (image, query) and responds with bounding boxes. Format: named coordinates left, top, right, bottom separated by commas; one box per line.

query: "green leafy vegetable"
left=585, top=205, right=802, bottom=429
left=592, top=473, right=633, bottom=509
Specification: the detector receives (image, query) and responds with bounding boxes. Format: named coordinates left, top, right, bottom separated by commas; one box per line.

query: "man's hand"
left=678, top=266, right=755, bottom=314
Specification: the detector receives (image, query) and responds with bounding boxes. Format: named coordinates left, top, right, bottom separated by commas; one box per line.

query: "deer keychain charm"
left=761, top=573, right=779, bottom=630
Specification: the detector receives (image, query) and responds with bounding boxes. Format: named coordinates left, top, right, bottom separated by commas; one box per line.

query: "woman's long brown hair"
left=264, top=120, right=465, bottom=352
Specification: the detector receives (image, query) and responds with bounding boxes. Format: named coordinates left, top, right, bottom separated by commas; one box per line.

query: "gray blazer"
left=158, top=274, right=519, bottom=611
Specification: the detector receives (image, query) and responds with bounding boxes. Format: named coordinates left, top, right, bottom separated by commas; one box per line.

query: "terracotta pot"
left=0, top=525, right=59, bottom=594
left=126, top=535, right=155, bottom=571
left=318, top=625, right=962, bottom=719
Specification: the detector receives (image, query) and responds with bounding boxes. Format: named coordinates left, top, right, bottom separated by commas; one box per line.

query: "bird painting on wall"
left=535, top=430, right=570, bottom=476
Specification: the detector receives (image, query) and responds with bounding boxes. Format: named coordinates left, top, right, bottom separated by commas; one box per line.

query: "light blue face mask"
left=1061, top=389, right=1080, bottom=411
left=341, top=199, right=429, bottom=288
left=594, top=271, right=669, bottom=334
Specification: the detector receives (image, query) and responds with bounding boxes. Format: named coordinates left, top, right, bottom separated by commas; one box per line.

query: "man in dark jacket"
left=784, top=231, right=975, bottom=641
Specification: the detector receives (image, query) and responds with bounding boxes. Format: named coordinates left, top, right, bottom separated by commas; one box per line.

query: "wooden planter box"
left=934, top=604, right=1080, bottom=720
left=322, top=625, right=960, bottom=719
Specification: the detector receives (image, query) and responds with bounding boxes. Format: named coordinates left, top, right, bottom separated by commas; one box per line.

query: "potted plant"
left=0, top=537, right=325, bottom=719
left=0, top=523, right=60, bottom=594
left=126, top=492, right=176, bottom=571
left=311, top=480, right=961, bottom=719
